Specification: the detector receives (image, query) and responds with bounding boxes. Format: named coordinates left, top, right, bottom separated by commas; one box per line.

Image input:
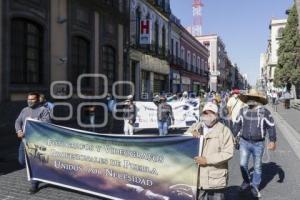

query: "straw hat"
left=238, top=89, right=268, bottom=105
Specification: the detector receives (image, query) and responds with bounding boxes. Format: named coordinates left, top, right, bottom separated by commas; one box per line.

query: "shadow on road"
left=226, top=162, right=285, bottom=200
left=226, top=186, right=259, bottom=200
left=259, top=162, right=285, bottom=190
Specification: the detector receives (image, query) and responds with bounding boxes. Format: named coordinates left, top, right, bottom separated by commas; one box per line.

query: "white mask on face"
left=202, top=113, right=218, bottom=128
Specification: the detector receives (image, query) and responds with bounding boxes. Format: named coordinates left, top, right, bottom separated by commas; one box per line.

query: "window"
left=10, top=18, right=43, bottom=84
left=154, top=21, right=159, bottom=54
left=175, top=42, right=178, bottom=58
left=102, top=46, right=116, bottom=92
left=181, top=47, right=185, bottom=60
left=192, top=54, right=196, bottom=72
left=171, top=39, right=174, bottom=55
left=135, top=8, right=141, bottom=46
left=71, top=36, right=90, bottom=86
left=277, top=28, right=284, bottom=39
left=197, top=57, right=201, bottom=73
left=162, top=26, right=166, bottom=54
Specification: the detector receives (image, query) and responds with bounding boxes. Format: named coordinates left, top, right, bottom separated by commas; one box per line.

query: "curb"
left=267, top=106, right=300, bottom=160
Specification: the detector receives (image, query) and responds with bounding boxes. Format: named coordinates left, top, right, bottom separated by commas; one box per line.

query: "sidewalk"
left=268, top=104, right=300, bottom=161
left=272, top=103, right=300, bottom=134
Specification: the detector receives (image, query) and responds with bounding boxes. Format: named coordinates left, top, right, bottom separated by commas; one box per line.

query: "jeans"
left=18, top=141, right=39, bottom=190
left=124, top=119, right=134, bottom=135
left=239, top=138, right=265, bottom=188
left=18, top=141, right=25, bottom=167
left=158, top=121, right=168, bottom=136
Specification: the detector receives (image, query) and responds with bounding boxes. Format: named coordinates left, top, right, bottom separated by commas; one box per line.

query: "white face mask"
left=202, top=113, right=218, bottom=127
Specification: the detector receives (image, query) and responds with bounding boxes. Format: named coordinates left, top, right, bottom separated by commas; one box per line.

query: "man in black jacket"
left=233, top=89, right=276, bottom=198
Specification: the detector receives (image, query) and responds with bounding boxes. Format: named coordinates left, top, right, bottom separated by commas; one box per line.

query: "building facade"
left=180, top=28, right=209, bottom=93
left=261, top=19, right=287, bottom=92
left=129, top=0, right=171, bottom=100
left=196, top=34, right=227, bottom=92
left=0, top=0, right=129, bottom=103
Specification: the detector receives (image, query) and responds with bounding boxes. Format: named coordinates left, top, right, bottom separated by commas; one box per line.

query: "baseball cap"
left=202, top=102, right=218, bottom=114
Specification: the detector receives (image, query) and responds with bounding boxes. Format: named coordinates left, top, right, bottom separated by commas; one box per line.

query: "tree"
left=274, top=4, right=300, bottom=88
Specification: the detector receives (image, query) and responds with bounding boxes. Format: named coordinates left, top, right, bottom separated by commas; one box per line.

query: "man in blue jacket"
left=15, top=92, right=51, bottom=194
left=233, top=89, right=276, bottom=198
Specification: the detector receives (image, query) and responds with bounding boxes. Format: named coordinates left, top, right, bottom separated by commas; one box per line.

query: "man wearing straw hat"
left=185, top=102, right=234, bottom=200
left=233, top=89, right=277, bottom=198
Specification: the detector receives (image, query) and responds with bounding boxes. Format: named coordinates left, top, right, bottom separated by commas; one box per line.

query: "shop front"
left=171, top=70, right=181, bottom=93
left=181, top=76, right=191, bottom=92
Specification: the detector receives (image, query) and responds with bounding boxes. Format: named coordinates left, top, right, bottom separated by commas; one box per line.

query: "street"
left=0, top=105, right=300, bottom=200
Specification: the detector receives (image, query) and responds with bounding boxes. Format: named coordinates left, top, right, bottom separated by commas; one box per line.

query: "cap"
left=127, top=95, right=133, bottom=100
left=202, top=102, right=218, bottom=114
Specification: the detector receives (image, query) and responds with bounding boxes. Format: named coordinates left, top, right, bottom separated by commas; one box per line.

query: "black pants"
left=198, top=188, right=226, bottom=200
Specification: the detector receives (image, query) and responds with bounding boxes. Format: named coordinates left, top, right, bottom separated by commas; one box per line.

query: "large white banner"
left=134, top=99, right=200, bottom=129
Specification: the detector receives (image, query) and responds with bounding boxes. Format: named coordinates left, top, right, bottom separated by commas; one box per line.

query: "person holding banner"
left=15, top=92, right=51, bottom=194
left=123, top=95, right=137, bottom=136
left=157, top=96, right=174, bottom=136
left=185, top=102, right=234, bottom=200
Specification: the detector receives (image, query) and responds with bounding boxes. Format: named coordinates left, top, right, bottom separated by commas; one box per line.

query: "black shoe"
left=250, top=185, right=261, bottom=198
left=239, top=181, right=250, bottom=192
left=28, top=187, right=38, bottom=194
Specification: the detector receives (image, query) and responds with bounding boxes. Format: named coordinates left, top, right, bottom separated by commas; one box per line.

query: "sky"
left=170, top=0, right=293, bottom=86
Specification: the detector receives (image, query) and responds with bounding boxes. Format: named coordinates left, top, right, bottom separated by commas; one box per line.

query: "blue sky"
left=170, top=0, right=293, bottom=86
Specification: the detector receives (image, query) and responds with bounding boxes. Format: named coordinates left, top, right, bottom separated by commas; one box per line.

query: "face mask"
left=202, top=113, right=218, bottom=127
left=247, top=100, right=259, bottom=109
left=27, top=100, right=37, bottom=108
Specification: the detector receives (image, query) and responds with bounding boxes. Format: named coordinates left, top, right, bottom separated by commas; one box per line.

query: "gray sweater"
left=15, top=105, right=51, bottom=133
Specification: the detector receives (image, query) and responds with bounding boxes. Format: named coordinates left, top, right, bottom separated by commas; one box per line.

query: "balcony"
left=169, top=55, right=183, bottom=66
left=147, top=0, right=171, bottom=17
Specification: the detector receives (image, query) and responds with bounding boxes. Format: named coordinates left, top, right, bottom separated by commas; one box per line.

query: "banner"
left=24, top=120, right=200, bottom=200
left=134, top=99, right=200, bottom=129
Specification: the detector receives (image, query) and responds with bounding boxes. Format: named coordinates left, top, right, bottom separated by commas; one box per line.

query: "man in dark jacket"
left=15, top=92, right=51, bottom=194
left=157, top=96, right=174, bottom=136
left=123, top=95, right=136, bottom=136
left=233, top=89, right=276, bottom=198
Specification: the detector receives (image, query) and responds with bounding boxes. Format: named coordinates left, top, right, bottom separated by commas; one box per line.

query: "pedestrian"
left=233, top=89, right=277, bottom=198
left=39, top=94, right=54, bottom=112
left=283, top=91, right=291, bottom=109
left=153, top=94, right=160, bottom=106
left=123, top=95, right=136, bottom=136
left=85, top=106, right=96, bottom=132
left=271, top=90, right=278, bottom=105
left=157, top=96, right=174, bottom=136
left=179, top=91, right=189, bottom=102
left=185, top=102, right=234, bottom=200
left=15, top=92, right=51, bottom=194
left=226, top=89, right=245, bottom=130
left=106, top=93, right=116, bottom=133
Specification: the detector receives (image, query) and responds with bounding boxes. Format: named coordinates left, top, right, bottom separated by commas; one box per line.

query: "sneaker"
left=250, top=185, right=261, bottom=198
left=239, top=181, right=250, bottom=191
